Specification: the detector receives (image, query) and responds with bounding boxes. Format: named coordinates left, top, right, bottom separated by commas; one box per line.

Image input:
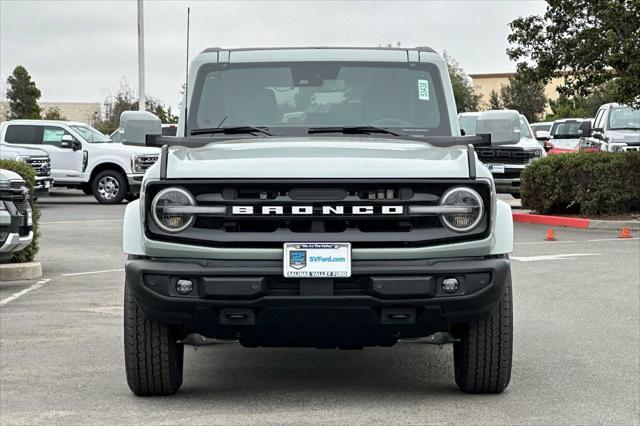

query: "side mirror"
left=475, top=110, right=521, bottom=145
left=544, top=141, right=554, bottom=153
left=60, top=135, right=77, bottom=149
left=120, top=111, right=162, bottom=146
left=535, top=130, right=550, bottom=141
left=579, top=120, right=592, bottom=137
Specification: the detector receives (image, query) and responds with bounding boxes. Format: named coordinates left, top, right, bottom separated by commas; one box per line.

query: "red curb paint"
left=512, top=213, right=590, bottom=229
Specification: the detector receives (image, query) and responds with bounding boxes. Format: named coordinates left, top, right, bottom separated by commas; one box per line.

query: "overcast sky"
left=0, top=0, right=547, bottom=110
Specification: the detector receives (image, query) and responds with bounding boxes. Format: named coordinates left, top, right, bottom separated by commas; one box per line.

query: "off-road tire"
left=124, top=281, right=184, bottom=396
left=92, top=170, right=127, bottom=204
left=453, top=272, right=513, bottom=394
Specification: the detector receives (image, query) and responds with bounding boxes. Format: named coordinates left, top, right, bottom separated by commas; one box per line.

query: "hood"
left=101, top=143, right=161, bottom=155
left=607, top=129, right=640, bottom=144
left=514, top=137, right=544, bottom=151
left=162, top=137, right=474, bottom=179
left=549, top=136, right=580, bottom=151
left=0, top=169, right=24, bottom=182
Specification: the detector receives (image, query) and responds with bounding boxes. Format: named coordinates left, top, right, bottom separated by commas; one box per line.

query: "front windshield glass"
left=519, top=116, right=532, bottom=138
left=71, top=125, right=111, bottom=143
left=189, top=62, right=450, bottom=136
left=609, top=107, right=640, bottom=130
left=551, top=121, right=582, bottom=138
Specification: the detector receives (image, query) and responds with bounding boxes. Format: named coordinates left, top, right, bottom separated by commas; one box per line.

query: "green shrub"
left=0, top=160, right=41, bottom=262
left=521, top=152, right=640, bottom=216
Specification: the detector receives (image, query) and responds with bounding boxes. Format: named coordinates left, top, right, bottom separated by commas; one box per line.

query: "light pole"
left=137, top=0, right=145, bottom=111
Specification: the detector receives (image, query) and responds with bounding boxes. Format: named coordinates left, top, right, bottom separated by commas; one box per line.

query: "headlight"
left=528, top=148, right=542, bottom=162
left=151, top=187, right=196, bottom=233
left=131, top=154, right=159, bottom=174
left=15, top=155, right=30, bottom=162
left=439, top=187, right=484, bottom=232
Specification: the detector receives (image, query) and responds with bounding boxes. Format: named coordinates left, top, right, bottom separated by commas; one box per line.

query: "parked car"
left=110, top=123, right=178, bottom=142
left=458, top=112, right=545, bottom=198
left=582, top=103, right=640, bottom=152
left=120, top=46, right=519, bottom=396
left=0, top=144, right=52, bottom=196
left=0, top=120, right=160, bottom=204
left=0, top=169, right=33, bottom=262
left=529, top=121, right=553, bottom=142
left=546, top=118, right=593, bottom=154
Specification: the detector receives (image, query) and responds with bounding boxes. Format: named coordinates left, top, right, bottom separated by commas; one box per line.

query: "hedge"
left=521, top=152, right=640, bottom=216
left=0, top=160, right=41, bottom=263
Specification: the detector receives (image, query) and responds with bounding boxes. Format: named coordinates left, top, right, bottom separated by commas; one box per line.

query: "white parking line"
left=512, top=253, right=598, bottom=262
left=61, top=269, right=125, bottom=277
left=515, top=237, right=639, bottom=245
left=40, top=219, right=123, bottom=225
left=0, top=279, right=51, bottom=307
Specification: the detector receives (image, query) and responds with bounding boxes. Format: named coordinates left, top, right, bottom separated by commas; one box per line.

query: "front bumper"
left=34, top=177, right=52, bottom=196
left=127, top=174, right=144, bottom=194
left=126, top=256, right=510, bottom=347
left=0, top=231, right=33, bottom=254
left=493, top=166, right=524, bottom=194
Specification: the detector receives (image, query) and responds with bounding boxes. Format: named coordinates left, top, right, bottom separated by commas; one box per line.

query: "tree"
left=546, top=80, right=618, bottom=120
left=5, top=65, right=41, bottom=119
left=443, top=52, right=481, bottom=113
left=507, top=0, right=640, bottom=108
left=498, top=71, right=547, bottom=122
left=91, top=80, right=178, bottom=134
left=42, top=107, right=66, bottom=120
left=488, top=90, right=502, bottom=110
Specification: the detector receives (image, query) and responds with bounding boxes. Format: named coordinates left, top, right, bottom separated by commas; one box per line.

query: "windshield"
left=551, top=121, right=582, bottom=138
left=609, top=107, right=640, bottom=130
left=188, top=62, right=450, bottom=136
left=531, top=123, right=552, bottom=132
left=71, top=125, right=111, bottom=143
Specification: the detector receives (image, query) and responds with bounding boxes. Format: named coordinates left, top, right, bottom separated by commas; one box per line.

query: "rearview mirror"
left=120, top=111, right=162, bottom=146
left=475, top=110, right=521, bottom=145
left=535, top=130, right=550, bottom=141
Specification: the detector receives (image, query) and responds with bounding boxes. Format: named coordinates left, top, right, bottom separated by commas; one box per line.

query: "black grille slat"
left=475, top=147, right=534, bottom=165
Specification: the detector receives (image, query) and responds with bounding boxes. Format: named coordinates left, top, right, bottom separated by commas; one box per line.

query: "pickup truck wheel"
left=92, top=170, right=127, bottom=204
left=453, top=272, right=513, bottom=394
left=124, top=281, right=184, bottom=396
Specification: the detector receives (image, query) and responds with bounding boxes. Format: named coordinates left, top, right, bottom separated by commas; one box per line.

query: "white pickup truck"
left=0, top=120, right=160, bottom=203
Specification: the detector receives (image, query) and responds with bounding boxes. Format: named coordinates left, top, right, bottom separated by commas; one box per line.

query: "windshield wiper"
left=190, top=126, right=274, bottom=136
left=307, top=126, right=408, bottom=137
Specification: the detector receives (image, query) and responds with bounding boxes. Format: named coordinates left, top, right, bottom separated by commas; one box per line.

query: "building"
left=469, top=72, right=564, bottom=114
left=0, top=101, right=100, bottom=123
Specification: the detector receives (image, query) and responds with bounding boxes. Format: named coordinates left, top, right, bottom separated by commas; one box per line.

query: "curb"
left=0, top=262, right=43, bottom=282
left=513, top=213, right=640, bottom=231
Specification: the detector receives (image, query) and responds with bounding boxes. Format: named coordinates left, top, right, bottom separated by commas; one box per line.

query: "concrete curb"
left=0, top=262, right=43, bottom=282
left=513, top=212, right=640, bottom=231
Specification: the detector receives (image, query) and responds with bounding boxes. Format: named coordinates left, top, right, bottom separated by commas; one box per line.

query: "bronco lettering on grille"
left=230, top=205, right=404, bottom=215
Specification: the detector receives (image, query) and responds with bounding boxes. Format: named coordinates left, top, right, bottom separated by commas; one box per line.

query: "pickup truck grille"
left=25, top=156, right=51, bottom=177
left=475, top=147, right=535, bottom=166
left=144, top=179, right=492, bottom=249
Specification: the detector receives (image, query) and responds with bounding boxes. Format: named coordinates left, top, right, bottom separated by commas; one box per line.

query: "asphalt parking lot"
left=1, top=189, right=639, bottom=425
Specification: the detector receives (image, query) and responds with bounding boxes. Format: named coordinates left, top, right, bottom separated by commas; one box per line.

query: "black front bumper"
left=126, top=256, right=510, bottom=347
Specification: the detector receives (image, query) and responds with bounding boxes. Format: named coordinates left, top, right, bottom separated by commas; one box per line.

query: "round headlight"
left=151, top=187, right=195, bottom=233
left=439, top=187, right=484, bottom=232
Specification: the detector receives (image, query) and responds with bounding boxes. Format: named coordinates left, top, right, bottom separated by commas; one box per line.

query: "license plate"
left=488, top=164, right=505, bottom=174
left=283, top=243, right=351, bottom=278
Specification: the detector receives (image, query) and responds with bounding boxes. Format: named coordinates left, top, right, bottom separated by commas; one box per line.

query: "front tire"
left=453, top=272, right=513, bottom=394
left=124, top=281, right=184, bottom=396
left=92, top=170, right=127, bottom=204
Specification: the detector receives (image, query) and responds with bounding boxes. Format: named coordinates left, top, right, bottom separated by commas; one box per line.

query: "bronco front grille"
left=144, top=179, right=492, bottom=249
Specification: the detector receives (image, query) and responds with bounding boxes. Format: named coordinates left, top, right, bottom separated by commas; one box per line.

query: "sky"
left=0, top=0, right=547, bottom=110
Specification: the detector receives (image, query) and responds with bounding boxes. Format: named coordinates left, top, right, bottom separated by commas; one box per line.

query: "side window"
left=4, top=125, right=38, bottom=144
left=594, top=109, right=605, bottom=130
left=40, top=126, right=74, bottom=147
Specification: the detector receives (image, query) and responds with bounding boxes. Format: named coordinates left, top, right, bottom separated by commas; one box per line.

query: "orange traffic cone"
left=545, top=228, right=557, bottom=241
left=619, top=227, right=632, bottom=239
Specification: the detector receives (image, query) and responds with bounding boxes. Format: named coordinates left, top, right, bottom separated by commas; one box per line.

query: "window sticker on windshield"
left=418, top=79, right=429, bottom=101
